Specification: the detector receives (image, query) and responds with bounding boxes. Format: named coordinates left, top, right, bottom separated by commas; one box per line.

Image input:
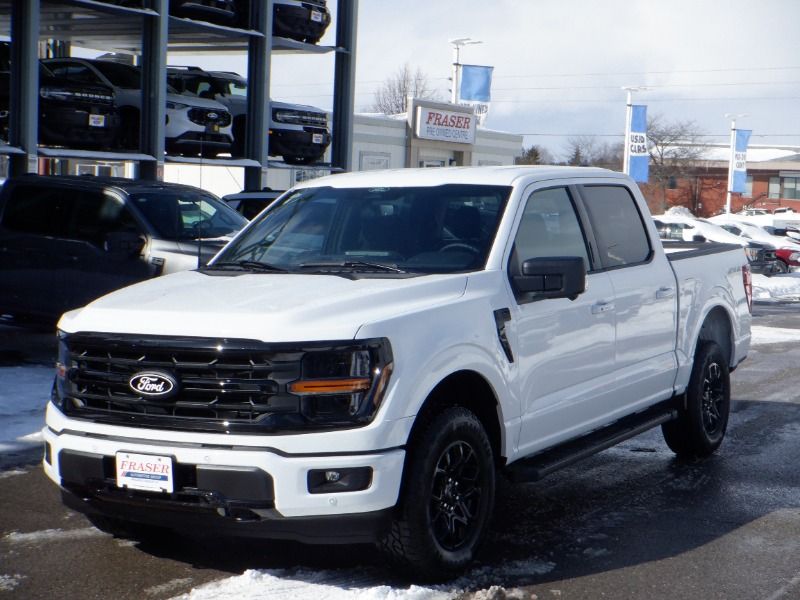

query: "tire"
left=774, top=260, right=789, bottom=274
left=379, top=406, right=495, bottom=580
left=662, top=341, right=730, bottom=458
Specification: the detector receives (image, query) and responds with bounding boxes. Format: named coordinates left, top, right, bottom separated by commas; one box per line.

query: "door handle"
left=591, top=301, right=615, bottom=314
left=656, top=286, right=675, bottom=299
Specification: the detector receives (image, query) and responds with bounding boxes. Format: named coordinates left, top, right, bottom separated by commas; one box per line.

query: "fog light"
left=307, top=467, right=372, bottom=494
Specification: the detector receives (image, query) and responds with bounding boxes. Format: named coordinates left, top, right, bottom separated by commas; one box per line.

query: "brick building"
left=638, top=145, right=800, bottom=217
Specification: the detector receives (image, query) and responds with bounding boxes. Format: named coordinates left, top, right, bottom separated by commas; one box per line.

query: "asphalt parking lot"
left=2, top=305, right=800, bottom=599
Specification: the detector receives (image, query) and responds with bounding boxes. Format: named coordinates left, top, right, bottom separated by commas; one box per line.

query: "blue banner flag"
left=628, top=104, right=649, bottom=183
left=731, top=129, right=752, bottom=193
left=459, top=64, right=493, bottom=102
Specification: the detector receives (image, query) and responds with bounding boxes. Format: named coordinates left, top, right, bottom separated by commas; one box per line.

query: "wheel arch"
left=409, top=370, right=505, bottom=468
left=696, top=305, right=734, bottom=367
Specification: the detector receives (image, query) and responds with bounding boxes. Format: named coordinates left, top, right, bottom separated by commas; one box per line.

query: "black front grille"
left=187, top=107, right=232, bottom=127
left=61, top=333, right=305, bottom=432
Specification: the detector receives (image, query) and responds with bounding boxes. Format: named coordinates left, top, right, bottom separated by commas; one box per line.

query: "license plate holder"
left=310, top=10, right=323, bottom=23
left=312, top=133, right=324, bottom=144
left=116, top=452, right=174, bottom=493
left=88, top=114, right=106, bottom=128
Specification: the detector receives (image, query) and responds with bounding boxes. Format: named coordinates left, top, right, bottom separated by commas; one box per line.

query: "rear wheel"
left=662, top=341, right=730, bottom=458
left=379, top=406, right=495, bottom=580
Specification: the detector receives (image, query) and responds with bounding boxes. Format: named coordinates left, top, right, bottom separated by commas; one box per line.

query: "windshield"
left=213, top=184, right=511, bottom=275
left=217, top=76, right=247, bottom=97
left=129, top=189, right=247, bottom=241
left=91, top=61, right=141, bottom=89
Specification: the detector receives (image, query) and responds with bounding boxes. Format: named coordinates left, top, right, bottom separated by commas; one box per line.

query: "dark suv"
left=0, top=60, right=119, bottom=150
left=0, top=175, right=246, bottom=325
left=167, top=66, right=330, bottom=163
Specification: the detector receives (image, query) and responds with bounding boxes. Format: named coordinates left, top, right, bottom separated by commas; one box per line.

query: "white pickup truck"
left=44, top=166, right=752, bottom=579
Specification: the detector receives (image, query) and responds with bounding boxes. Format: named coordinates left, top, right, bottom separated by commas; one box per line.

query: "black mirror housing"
left=104, top=231, right=145, bottom=256
left=514, top=256, right=586, bottom=300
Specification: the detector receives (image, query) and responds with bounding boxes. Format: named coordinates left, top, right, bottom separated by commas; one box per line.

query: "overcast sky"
left=176, top=0, right=799, bottom=159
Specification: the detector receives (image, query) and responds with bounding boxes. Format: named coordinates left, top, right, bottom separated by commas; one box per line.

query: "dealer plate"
left=116, top=452, right=174, bottom=493
left=312, top=133, right=324, bottom=144
left=310, top=10, right=322, bottom=23
left=88, top=114, right=106, bottom=127
left=207, top=123, right=220, bottom=133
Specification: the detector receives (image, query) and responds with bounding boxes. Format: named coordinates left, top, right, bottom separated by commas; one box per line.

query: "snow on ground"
left=0, top=365, right=52, bottom=453
left=752, top=273, right=800, bottom=301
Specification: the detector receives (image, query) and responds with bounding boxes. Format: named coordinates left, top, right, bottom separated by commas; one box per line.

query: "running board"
left=505, top=402, right=678, bottom=483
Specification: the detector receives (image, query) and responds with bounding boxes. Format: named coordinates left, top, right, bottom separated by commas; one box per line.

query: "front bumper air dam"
left=42, top=425, right=405, bottom=543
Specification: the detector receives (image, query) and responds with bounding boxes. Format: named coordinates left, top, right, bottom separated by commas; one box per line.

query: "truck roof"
left=296, top=165, right=623, bottom=189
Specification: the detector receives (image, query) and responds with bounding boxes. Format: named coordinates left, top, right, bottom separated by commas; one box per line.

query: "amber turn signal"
left=289, top=378, right=371, bottom=395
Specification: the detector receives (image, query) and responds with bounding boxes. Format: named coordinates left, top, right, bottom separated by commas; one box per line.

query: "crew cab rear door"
left=506, top=184, right=617, bottom=457
left=576, top=183, right=678, bottom=410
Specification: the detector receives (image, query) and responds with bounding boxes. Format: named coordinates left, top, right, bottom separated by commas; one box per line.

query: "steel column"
left=139, top=0, right=168, bottom=180
left=243, top=0, right=273, bottom=191
left=9, top=0, right=40, bottom=175
left=331, top=0, right=358, bottom=172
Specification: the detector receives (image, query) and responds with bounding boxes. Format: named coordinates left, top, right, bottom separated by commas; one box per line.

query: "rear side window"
left=1, top=185, right=72, bottom=237
left=579, top=185, right=651, bottom=268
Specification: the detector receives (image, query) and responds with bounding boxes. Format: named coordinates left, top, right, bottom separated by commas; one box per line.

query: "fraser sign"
left=415, top=106, right=476, bottom=144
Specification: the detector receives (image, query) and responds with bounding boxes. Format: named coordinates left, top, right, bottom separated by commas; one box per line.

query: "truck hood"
left=59, top=270, right=468, bottom=341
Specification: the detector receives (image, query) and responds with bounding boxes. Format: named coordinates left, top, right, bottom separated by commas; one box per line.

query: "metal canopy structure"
left=2, top=0, right=357, bottom=188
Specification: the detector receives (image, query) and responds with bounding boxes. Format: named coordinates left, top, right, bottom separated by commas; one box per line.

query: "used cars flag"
left=628, top=104, right=649, bottom=183
left=730, top=129, right=752, bottom=193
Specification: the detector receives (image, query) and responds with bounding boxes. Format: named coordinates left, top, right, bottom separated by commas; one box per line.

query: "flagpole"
left=724, top=113, right=747, bottom=214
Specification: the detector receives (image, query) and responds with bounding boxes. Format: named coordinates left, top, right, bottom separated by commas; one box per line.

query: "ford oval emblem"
left=208, top=112, right=218, bottom=119
left=129, top=372, right=178, bottom=398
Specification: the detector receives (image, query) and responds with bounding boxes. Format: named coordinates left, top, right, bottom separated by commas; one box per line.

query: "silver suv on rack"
left=44, top=58, right=234, bottom=157
left=167, top=67, right=330, bottom=164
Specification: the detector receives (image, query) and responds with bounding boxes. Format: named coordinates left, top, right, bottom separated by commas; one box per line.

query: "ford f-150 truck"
left=44, top=166, right=752, bottom=579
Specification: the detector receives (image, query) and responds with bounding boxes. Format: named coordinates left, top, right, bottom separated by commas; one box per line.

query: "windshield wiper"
left=206, top=260, right=289, bottom=273
left=299, top=260, right=407, bottom=274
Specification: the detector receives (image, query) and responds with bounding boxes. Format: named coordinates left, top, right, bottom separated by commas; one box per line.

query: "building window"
left=769, top=177, right=780, bottom=199
left=783, top=177, right=799, bottom=200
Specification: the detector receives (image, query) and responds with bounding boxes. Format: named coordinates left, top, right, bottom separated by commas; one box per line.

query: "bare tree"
left=516, top=144, right=554, bottom=165
left=370, top=63, right=439, bottom=115
left=562, top=136, right=623, bottom=169
left=647, top=114, right=706, bottom=212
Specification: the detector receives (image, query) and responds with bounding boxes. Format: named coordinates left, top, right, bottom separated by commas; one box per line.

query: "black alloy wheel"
left=430, top=440, right=482, bottom=552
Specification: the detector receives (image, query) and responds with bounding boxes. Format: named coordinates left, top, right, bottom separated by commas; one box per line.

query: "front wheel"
left=662, top=341, right=730, bottom=458
left=379, top=407, right=495, bottom=580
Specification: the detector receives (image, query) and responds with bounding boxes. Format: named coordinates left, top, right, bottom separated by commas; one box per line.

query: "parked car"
left=710, top=215, right=800, bottom=272
left=221, top=188, right=284, bottom=220
left=169, top=0, right=237, bottom=25
left=0, top=175, right=246, bottom=325
left=42, top=58, right=233, bottom=156
left=46, top=166, right=751, bottom=579
left=167, top=66, right=330, bottom=163
left=0, top=62, right=120, bottom=150
left=273, top=0, right=331, bottom=44
left=654, top=214, right=782, bottom=274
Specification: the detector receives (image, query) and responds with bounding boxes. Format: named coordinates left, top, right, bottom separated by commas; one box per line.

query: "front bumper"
left=39, top=107, right=120, bottom=149
left=274, top=4, right=331, bottom=43
left=43, top=406, right=405, bottom=542
left=269, top=127, right=330, bottom=162
left=166, top=131, right=233, bottom=155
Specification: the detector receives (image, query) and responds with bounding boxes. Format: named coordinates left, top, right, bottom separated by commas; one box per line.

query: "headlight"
left=40, top=87, right=74, bottom=101
left=166, top=101, right=189, bottom=110
left=273, top=110, right=305, bottom=124
left=288, top=338, right=393, bottom=425
left=789, top=252, right=800, bottom=263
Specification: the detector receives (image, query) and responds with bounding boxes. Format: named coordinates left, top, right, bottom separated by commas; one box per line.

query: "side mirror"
left=513, top=256, right=586, bottom=300
left=693, top=234, right=707, bottom=243
left=104, top=231, right=145, bottom=256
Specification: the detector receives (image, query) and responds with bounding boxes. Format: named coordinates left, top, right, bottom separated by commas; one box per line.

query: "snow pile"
left=0, top=365, right=52, bottom=452
left=750, top=326, right=800, bottom=345
left=665, top=206, right=695, bottom=217
left=752, top=273, right=800, bottom=301
left=170, top=569, right=454, bottom=600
